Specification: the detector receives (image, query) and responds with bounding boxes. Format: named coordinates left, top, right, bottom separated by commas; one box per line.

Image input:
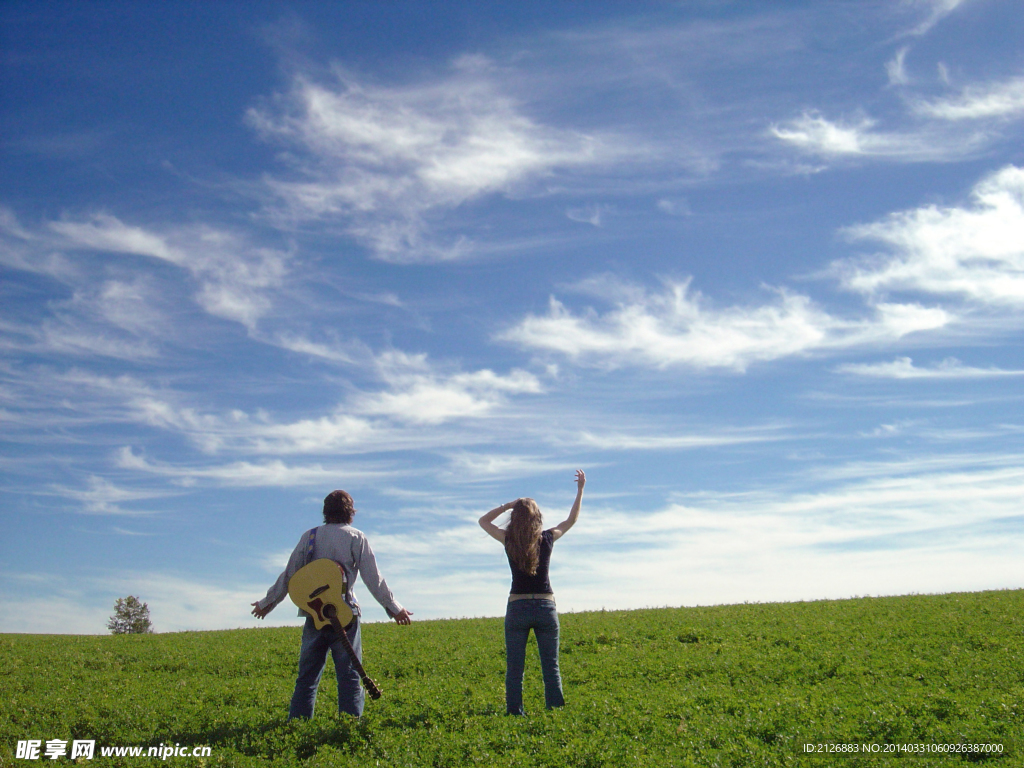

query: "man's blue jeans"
left=504, top=599, right=564, bottom=715
left=288, top=616, right=363, bottom=718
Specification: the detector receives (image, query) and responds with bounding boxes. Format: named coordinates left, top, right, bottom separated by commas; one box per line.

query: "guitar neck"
left=327, top=614, right=383, bottom=700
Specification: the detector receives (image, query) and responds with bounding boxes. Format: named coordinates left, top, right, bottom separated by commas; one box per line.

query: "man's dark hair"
left=324, top=490, right=355, bottom=524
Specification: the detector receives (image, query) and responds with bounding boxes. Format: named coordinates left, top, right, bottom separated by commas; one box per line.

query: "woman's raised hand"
left=574, top=469, right=586, bottom=489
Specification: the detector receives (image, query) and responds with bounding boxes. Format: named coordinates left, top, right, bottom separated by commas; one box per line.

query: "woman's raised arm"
left=479, top=501, right=515, bottom=543
left=551, top=470, right=585, bottom=541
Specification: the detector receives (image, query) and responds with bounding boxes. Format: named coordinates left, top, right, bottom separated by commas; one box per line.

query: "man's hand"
left=251, top=601, right=270, bottom=620
left=393, top=608, right=413, bottom=625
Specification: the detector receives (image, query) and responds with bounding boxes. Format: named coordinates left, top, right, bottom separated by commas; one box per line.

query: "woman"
left=478, top=469, right=585, bottom=715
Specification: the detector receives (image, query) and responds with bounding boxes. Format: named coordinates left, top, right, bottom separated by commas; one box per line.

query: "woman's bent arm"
left=551, top=470, right=585, bottom=540
left=479, top=501, right=515, bottom=543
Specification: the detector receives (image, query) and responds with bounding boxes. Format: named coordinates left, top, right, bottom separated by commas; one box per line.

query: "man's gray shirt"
left=258, top=523, right=403, bottom=619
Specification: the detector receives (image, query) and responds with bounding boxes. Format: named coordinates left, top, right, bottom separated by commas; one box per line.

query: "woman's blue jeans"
left=288, top=616, right=363, bottom=718
left=504, top=599, right=564, bottom=715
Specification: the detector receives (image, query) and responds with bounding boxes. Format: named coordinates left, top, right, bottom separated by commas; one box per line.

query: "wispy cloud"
left=38, top=343, right=542, bottom=457
left=0, top=205, right=35, bottom=241
left=268, top=332, right=361, bottom=363
left=838, top=356, right=1024, bottom=379
left=115, top=447, right=396, bottom=488
left=443, top=452, right=579, bottom=480
left=839, top=165, right=1024, bottom=305
left=353, top=350, right=542, bottom=425
left=656, top=198, right=692, bottom=217
left=572, top=428, right=785, bottom=450
left=501, top=278, right=948, bottom=371
left=913, top=77, right=1024, bottom=121
left=566, top=204, right=610, bottom=227
left=862, top=420, right=920, bottom=438
left=26, top=278, right=167, bottom=361
left=49, top=214, right=290, bottom=330
left=547, top=455, right=1024, bottom=609
left=902, top=0, right=969, bottom=38
left=771, top=112, right=878, bottom=156
left=48, top=475, right=171, bottom=516
left=769, top=110, right=988, bottom=162
left=36, top=320, right=160, bottom=361
left=500, top=166, right=1024, bottom=372
left=248, top=58, right=612, bottom=262
left=886, top=47, right=911, bottom=86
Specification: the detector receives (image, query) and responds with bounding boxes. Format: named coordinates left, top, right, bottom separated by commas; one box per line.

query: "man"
left=251, top=490, right=413, bottom=718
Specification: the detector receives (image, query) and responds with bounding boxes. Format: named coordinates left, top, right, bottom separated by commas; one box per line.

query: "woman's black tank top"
left=506, top=529, right=555, bottom=594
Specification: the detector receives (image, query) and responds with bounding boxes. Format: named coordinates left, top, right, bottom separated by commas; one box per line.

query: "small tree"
left=107, top=595, right=153, bottom=634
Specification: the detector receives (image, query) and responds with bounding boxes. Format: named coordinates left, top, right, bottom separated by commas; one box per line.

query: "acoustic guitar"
left=288, top=558, right=382, bottom=699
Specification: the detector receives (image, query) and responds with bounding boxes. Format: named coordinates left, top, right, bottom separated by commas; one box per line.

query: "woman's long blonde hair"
left=505, top=498, right=543, bottom=575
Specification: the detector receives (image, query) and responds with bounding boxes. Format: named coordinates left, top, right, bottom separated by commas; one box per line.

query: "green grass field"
left=2, top=590, right=1022, bottom=767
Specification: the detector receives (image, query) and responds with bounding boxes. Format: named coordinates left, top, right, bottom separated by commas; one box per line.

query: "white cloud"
left=0, top=205, right=35, bottom=241
left=444, top=452, right=579, bottom=480
left=0, top=593, right=115, bottom=635
left=101, top=571, right=277, bottom=632
left=862, top=420, right=919, bottom=438
left=566, top=204, right=608, bottom=227
left=0, top=212, right=76, bottom=282
left=48, top=475, right=170, bottom=516
left=840, top=165, right=1024, bottom=304
left=50, top=213, right=289, bottom=329
left=500, top=278, right=948, bottom=371
left=247, top=61, right=610, bottom=262
left=886, top=47, right=911, bottom=86
left=36, top=321, right=160, bottom=361
left=47, top=350, right=541, bottom=461
left=131, top=398, right=380, bottom=456
left=0, top=278, right=166, bottom=361
left=116, top=571, right=274, bottom=632
left=914, top=77, right=1024, bottom=121
left=260, top=547, right=296, bottom=575
left=42, top=369, right=380, bottom=455
left=21, top=278, right=169, bottom=361
left=769, top=110, right=986, bottom=162
left=354, top=350, right=542, bottom=425
left=269, top=333, right=360, bottom=363
left=572, top=428, right=784, bottom=450
left=672, top=461, right=1024, bottom=545
left=546, top=455, right=1024, bottom=611
left=771, top=112, right=874, bottom=156
left=656, top=198, right=692, bottom=217
left=838, top=356, right=1024, bottom=379
left=115, top=447, right=394, bottom=488
left=903, top=0, right=969, bottom=37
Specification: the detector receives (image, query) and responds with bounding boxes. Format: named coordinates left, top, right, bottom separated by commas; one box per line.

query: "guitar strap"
left=304, top=527, right=317, bottom=566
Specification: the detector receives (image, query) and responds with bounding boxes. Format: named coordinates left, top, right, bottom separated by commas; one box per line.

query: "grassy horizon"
left=2, top=589, right=1022, bottom=766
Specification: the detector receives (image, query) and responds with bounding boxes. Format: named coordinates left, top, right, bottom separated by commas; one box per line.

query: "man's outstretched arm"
left=250, top=532, right=308, bottom=619
left=356, top=536, right=413, bottom=625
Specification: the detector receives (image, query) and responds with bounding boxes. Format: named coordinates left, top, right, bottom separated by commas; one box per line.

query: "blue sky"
left=2, top=0, right=1023, bottom=633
